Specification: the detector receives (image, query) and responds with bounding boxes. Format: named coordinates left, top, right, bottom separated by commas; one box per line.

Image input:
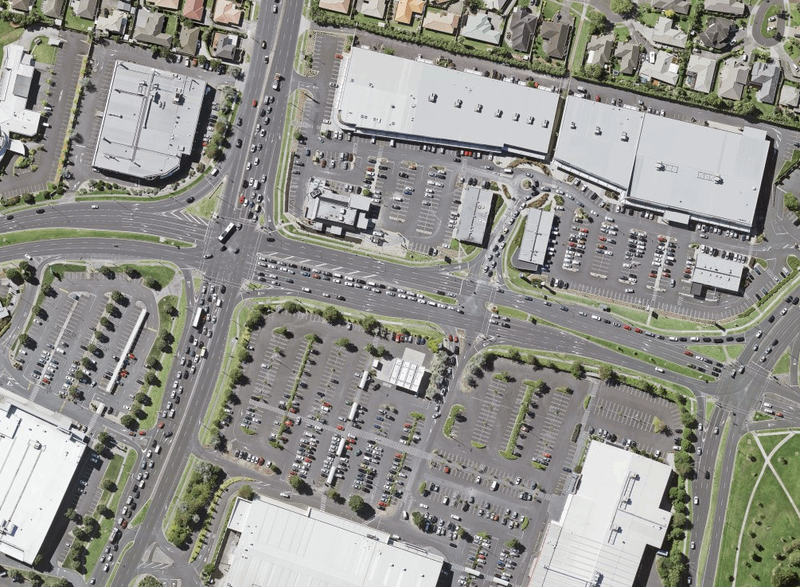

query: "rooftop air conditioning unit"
left=475, top=104, right=483, bottom=113
left=541, top=120, right=549, bottom=128
left=495, top=109, right=502, bottom=118
left=656, top=162, right=665, bottom=170
left=454, top=99, right=462, bottom=108
left=594, top=126, right=601, bottom=135
left=428, top=93, right=437, bottom=103
left=621, top=132, right=628, bottom=141
left=715, top=176, right=722, bottom=184
left=570, top=122, right=576, bottom=129
left=513, top=113, right=520, bottom=121
left=527, top=116, right=534, bottom=124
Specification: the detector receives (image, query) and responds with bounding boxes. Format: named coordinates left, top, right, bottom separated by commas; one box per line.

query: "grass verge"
left=0, top=229, right=191, bottom=249
left=773, top=349, right=791, bottom=376
left=129, top=499, right=150, bottom=528
left=443, top=404, right=464, bottom=438
left=162, top=455, right=198, bottom=533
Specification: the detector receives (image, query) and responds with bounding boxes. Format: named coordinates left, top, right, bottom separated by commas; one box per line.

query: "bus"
left=218, top=222, right=236, bottom=243
left=192, top=307, right=204, bottom=329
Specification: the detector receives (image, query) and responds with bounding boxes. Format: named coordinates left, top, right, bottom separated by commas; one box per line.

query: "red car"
left=623, top=325, right=631, bottom=330
left=337, top=425, right=344, bottom=431
left=634, top=328, right=642, bottom=333
left=252, top=99, right=257, bottom=107
left=454, top=335, right=459, bottom=343
left=448, top=334, right=453, bottom=341
left=684, top=351, right=694, bottom=356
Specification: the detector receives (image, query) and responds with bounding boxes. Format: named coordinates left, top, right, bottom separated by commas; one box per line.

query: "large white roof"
left=528, top=441, right=672, bottom=587
left=554, top=97, right=644, bottom=191
left=225, top=496, right=443, bottom=587
left=0, top=388, right=86, bottom=564
left=92, top=61, right=206, bottom=179
left=337, top=48, right=560, bottom=158
left=628, top=116, right=768, bottom=228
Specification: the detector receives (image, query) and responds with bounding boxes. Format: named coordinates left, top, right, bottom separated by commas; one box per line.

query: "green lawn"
left=0, top=229, right=190, bottom=249
left=185, top=183, right=222, bottom=219
left=757, top=432, right=788, bottom=456
left=792, top=2, right=800, bottom=27
left=773, top=349, right=792, bottom=376
left=64, top=8, right=95, bottom=32
left=114, top=263, right=176, bottom=288
left=737, top=468, right=800, bottom=586
left=761, top=5, right=780, bottom=39
left=30, top=37, right=58, bottom=65
left=0, top=22, right=24, bottom=56
left=541, top=0, right=561, bottom=20
left=724, top=344, right=744, bottom=361
left=640, top=11, right=660, bottom=26
left=786, top=40, right=800, bottom=60
left=614, top=25, right=631, bottom=42
left=713, top=433, right=766, bottom=587
left=688, top=345, right=726, bottom=363
left=165, top=15, right=178, bottom=36
left=130, top=499, right=151, bottom=527
left=163, top=455, right=199, bottom=532
left=771, top=434, right=800, bottom=506
left=697, top=418, right=731, bottom=579
left=570, top=19, right=593, bottom=71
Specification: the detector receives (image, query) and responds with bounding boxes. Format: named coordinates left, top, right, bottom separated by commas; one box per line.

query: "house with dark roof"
left=73, top=0, right=100, bottom=19
left=697, top=17, right=734, bottom=50
left=133, top=11, right=172, bottom=47
left=585, top=33, right=614, bottom=67
left=182, top=0, right=204, bottom=21
left=212, top=31, right=239, bottom=61
left=41, top=0, right=65, bottom=16
left=652, top=0, right=690, bottom=13
left=750, top=61, right=781, bottom=104
left=508, top=6, right=538, bottom=53
left=176, top=26, right=200, bottom=55
left=9, top=0, right=32, bottom=11
left=615, top=40, right=640, bottom=75
left=540, top=21, right=570, bottom=60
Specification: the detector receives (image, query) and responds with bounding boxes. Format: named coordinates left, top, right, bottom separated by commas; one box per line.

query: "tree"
left=100, top=316, right=112, bottom=329
left=335, top=337, right=351, bottom=348
left=111, top=290, right=125, bottom=303
left=464, top=0, right=486, bottom=11
left=598, top=363, right=617, bottom=383
left=274, top=326, right=288, bottom=337
left=72, top=527, right=89, bottom=542
left=6, top=268, right=22, bottom=283
left=135, top=392, right=150, bottom=405
left=143, top=277, right=161, bottom=290
left=412, top=511, right=425, bottom=529
left=288, top=475, right=308, bottom=493
left=65, top=507, right=79, bottom=522
left=120, top=414, right=138, bottom=430
left=327, top=488, right=340, bottom=500
left=586, top=9, right=608, bottom=34
left=29, top=574, right=44, bottom=587
left=348, top=494, right=365, bottom=514
left=652, top=416, right=666, bottom=434
left=365, top=342, right=377, bottom=356
left=145, top=371, right=158, bottom=385
left=570, top=360, right=585, bottom=380
left=101, top=479, right=116, bottom=491
left=361, top=315, right=381, bottom=334
left=772, top=565, right=798, bottom=587
left=105, top=302, right=116, bottom=314
left=786, top=193, right=800, bottom=213
left=283, top=300, right=303, bottom=314
left=322, top=305, right=343, bottom=324
left=17, top=333, right=32, bottom=349
left=238, top=485, right=255, bottom=500
left=8, top=570, right=22, bottom=583
left=733, top=99, right=759, bottom=118
left=610, top=0, right=633, bottom=14
left=505, top=538, right=521, bottom=549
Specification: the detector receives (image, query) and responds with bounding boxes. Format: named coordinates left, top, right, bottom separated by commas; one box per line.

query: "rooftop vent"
left=475, top=104, right=483, bottom=113
left=656, top=161, right=665, bottom=170
left=527, top=116, right=534, bottom=124
left=621, top=131, right=628, bottom=141
left=513, top=113, right=520, bottom=121
left=570, top=122, right=576, bottom=129
left=494, top=109, right=502, bottom=118
left=454, top=99, right=462, bottom=108
left=594, top=126, right=602, bottom=135
left=428, top=93, right=437, bottom=103
left=715, top=176, right=722, bottom=184
left=541, top=119, right=549, bottom=128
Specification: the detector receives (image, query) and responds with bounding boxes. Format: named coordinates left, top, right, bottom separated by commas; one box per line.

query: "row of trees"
left=166, top=462, right=225, bottom=548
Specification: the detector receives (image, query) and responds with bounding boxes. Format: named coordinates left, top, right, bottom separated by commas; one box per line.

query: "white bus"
left=192, top=307, right=204, bottom=329
left=218, top=222, right=236, bottom=243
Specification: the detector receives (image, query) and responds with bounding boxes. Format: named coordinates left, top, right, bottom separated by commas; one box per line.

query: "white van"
left=491, top=480, right=499, bottom=491
left=280, top=492, right=291, bottom=498
left=216, top=299, right=222, bottom=307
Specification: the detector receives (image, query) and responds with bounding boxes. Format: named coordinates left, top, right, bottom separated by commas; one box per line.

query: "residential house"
left=651, top=0, right=690, bottom=14
left=780, top=84, right=800, bottom=108
left=685, top=54, right=717, bottom=93
left=697, top=17, right=735, bottom=50
left=176, top=26, right=200, bottom=55
left=717, top=61, right=748, bottom=100
left=585, top=33, right=614, bottom=68
left=9, top=0, right=32, bottom=12
left=212, top=0, right=242, bottom=25
left=704, top=0, right=746, bottom=16
left=639, top=50, right=680, bottom=86
left=357, top=0, right=387, bottom=19
left=96, top=8, right=128, bottom=34
left=393, top=0, right=424, bottom=24
left=462, top=11, right=504, bottom=45
left=319, top=0, right=352, bottom=13
left=423, top=9, right=460, bottom=34
left=540, top=21, right=570, bottom=59
left=41, top=0, right=66, bottom=17
left=73, top=0, right=100, bottom=20
left=484, top=0, right=511, bottom=11
left=652, top=16, right=688, bottom=48
left=133, top=11, right=172, bottom=47
left=212, top=31, right=239, bottom=61
left=182, top=0, right=204, bottom=21
left=508, top=6, right=538, bottom=53
left=148, top=0, right=179, bottom=9
left=750, top=61, right=781, bottom=104
left=615, top=40, right=640, bottom=75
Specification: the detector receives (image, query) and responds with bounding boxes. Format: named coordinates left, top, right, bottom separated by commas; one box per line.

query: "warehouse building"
left=513, top=208, right=556, bottom=271
left=528, top=441, right=672, bottom=587
left=92, top=61, right=206, bottom=180
left=223, top=495, right=444, bottom=586
left=554, top=96, right=770, bottom=231
left=336, top=48, right=560, bottom=160
left=0, top=387, right=86, bottom=564
left=455, top=186, right=494, bottom=246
